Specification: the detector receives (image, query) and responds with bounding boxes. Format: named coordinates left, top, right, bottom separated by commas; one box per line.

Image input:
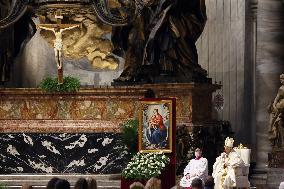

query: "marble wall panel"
left=0, top=99, right=139, bottom=121
left=0, top=133, right=127, bottom=174
left=0, top=84, right=221, bottom=124
left=0, top=120, right=121, bottom=133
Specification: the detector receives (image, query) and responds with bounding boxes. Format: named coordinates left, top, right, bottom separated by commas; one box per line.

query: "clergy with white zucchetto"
left=180, top=148, right=208, bottom=188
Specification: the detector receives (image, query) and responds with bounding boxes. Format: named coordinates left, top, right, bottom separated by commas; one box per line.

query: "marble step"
left=0, top=174, right=121, bottom=180
left=6, top=186, right=120, bottom=189
left=0, top=180, right=120, bottom=186
left=0, top=174, right=121, bottom=189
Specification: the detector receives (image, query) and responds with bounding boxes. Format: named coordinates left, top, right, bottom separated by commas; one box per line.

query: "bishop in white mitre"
left=212, top=137, right=245, bottom=189
left=180, top=148, right=208, bottom=188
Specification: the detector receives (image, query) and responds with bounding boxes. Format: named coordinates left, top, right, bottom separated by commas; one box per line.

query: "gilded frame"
left=138, top=99, right=173, bottom=153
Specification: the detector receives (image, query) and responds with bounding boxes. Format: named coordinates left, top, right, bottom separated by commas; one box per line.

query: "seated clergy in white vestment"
left=180, top=148, right=208, bottom=188
left=279, top=181, right=284, bottom=189
left=212, top=137, right=245, bottom=189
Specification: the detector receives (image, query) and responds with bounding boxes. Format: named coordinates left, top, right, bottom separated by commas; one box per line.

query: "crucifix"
left=37, top=12, right=81, bottom=84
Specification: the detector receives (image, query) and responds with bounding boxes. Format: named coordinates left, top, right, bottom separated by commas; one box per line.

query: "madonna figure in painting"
left=147, top=109, right=168, bottom=147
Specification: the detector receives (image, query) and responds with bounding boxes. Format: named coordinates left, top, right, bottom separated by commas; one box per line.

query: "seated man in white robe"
left=212, top=137, right=245, bottom=189
left=180, top=148, right=208, bottom=188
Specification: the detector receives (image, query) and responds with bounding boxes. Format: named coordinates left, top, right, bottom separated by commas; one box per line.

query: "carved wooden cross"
left=38, top=12, right=80, bottom=84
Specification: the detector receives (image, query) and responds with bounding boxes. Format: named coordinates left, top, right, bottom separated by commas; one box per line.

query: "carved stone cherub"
left=268, top=74, right=284, bottom=148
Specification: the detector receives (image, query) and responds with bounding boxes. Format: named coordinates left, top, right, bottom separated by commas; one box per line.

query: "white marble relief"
left=28, top=159, right=53, bottom=173
left=88, top=148, right=99, bottom=154
left=0, top=133, right=125, bottom=173
left=16, top=167, right=24, bottom=172
left=8, top=135, right=15, bottom=139
left=23, top=134, right=34, bottom=146
left=53, top=133, right=73, bottom=141
left=7, top=145, right=20, bottom=156
left=42, top=141, right=61, bottom=155
left=102, top=138, right=113, bottom=146
left=94, top=156, right=108, bottom=171
left=65, top=134, right=87, bottom=149
left=97, top=138, right=102, bottom=142
left=59, top=133, right=67, bottom=138
left=8, top=167, right=24, bottom=172
left=0, top=154, right=6, bottom=162
left=38, top=155, right=46, bottom=159
left=67, top=159, right=85, bottom=168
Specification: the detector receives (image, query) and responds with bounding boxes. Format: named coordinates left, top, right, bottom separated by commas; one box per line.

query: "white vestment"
left=212, top=150, right=244, bottom=189
left=279, top=181, right=284, bottom=189
left=180, top=157, right=208, bottom=187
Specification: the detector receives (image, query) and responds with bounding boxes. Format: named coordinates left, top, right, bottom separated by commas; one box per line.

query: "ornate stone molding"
left=0, top=120, right=122, bottom=133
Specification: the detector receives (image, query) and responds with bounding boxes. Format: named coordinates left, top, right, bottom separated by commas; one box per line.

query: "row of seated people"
left=129, top=177, right=161, bottom=189
left=21, top=177, right=97, bottom=189
left=180, top=137, right=250, bottom=189
left=130, top=177, right=212, bottom=189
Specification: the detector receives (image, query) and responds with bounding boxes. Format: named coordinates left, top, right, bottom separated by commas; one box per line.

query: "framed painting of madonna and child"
left=138, top=99, right=173, bottom=153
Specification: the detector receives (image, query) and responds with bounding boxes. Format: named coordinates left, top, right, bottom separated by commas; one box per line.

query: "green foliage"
left=120, top=119, right=139, bottom=155
left=0, top=183, right=7, bottom=189
left=122, top=152, right=170, bottom=179
left=39, top=76, right=80, bottom=92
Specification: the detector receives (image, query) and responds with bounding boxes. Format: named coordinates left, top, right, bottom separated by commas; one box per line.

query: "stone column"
left=244, top=0, right=258, bottom=161
left=255, top=0, right=284, bottom=170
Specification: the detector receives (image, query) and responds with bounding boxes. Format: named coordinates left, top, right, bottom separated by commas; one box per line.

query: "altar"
left=0, top=83, right=220, bottom=174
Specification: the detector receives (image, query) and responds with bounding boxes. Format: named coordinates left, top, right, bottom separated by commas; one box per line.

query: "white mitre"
left=225, top=137, right=234, bottom=147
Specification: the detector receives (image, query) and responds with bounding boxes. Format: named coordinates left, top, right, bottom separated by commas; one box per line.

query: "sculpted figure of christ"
left=37, top=24, right=80, bottom=70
